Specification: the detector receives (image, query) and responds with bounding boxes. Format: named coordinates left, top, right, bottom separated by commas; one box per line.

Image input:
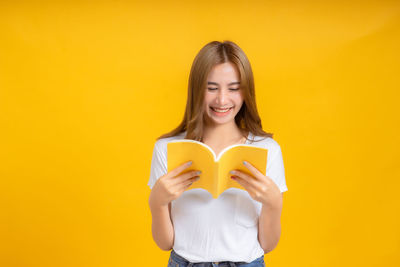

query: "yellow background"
left=1, top=0, right=399, bottom=266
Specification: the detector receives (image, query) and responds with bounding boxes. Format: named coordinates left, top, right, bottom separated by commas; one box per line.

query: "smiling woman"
left=159, top=41, right=270, bottom=143
left=203, top=62, right=243, bottom=125
left=148, top=40, right=288, bottom=266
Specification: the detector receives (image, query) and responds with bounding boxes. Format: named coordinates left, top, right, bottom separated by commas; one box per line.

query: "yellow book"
left=167, top=140, right=268, bottom=198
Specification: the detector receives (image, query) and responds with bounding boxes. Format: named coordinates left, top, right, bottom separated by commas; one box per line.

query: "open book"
left=167, top=140, right=268, bottom=198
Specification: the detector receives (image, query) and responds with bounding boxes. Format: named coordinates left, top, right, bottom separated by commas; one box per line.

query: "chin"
left=209, top=111, right=238, bottom=123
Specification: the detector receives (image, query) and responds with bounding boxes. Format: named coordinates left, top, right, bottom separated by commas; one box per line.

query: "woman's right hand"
left=149, top=161, right=201, bottom=208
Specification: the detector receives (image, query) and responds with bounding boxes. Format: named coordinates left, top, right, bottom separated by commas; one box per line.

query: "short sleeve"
left=147, top=140, right=168, bottom=189
left=266, top=142, right=288, bottom=193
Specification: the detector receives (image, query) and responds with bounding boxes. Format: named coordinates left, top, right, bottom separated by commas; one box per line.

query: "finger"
left=172, top=170, right=201, bottom=186
left=179, top=176, right=200, bottom=193
left=231, top=175, right=256, bottom=194
left=168, top=160, right=193, bottom=178
left=182, top=176, right=200, bottom=188
left=231, top=170, right=260, bottom=190
left=242, top=161, right=264, bottom=180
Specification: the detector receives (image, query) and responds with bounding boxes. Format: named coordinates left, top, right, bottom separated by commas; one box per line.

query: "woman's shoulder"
left=249, top=132, right=282, bottom=152
left=153, top=131, right=187, bottom=152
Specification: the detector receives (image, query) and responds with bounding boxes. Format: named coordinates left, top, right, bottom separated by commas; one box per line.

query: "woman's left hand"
left=230, top=161, right=282, bottom=210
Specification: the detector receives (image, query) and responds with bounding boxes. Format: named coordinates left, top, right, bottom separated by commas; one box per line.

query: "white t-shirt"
left=147, top=131, right=288, bottom=263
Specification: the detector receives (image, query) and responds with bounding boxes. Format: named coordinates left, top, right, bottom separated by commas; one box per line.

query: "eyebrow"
left=207, top=81, right=240, bottom=86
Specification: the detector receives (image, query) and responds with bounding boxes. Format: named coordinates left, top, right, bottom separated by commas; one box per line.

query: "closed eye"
left=207, top=88, right=240, bottom=91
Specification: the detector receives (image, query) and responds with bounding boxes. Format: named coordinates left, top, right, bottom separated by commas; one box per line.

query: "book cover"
left=167, top=139, right=268, bottom=198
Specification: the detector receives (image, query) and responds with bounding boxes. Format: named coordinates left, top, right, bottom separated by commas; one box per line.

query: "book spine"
left=214, top=161, right=219, bottom=198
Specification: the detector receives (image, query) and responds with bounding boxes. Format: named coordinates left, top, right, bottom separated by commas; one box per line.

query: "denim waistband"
left=169, top=249, right=264, bottom=267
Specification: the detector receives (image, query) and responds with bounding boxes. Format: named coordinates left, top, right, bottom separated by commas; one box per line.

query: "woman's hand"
left=230, top=161, right=282, bottom=210
left=149, top=161, right=201, bottom=209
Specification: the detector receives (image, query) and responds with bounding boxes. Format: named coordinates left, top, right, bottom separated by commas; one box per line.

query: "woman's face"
left=203, top=62, right=244, bottom=126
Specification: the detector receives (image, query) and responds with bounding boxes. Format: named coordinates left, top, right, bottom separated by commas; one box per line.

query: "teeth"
left=212, top=107, right=231, bottom=112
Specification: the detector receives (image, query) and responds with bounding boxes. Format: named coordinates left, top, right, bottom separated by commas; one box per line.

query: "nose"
left=216, top=88, right=229, bottom=105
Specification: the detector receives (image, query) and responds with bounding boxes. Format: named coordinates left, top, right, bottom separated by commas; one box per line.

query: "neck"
left=202, top=122, right=246, bottom=145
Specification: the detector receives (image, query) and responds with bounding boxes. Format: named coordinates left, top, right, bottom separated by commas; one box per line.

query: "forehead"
left=207, top=62, right=240, bottom=82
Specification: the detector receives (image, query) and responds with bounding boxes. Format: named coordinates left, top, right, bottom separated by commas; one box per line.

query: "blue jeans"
left=168, top=249, right=265, bottom=267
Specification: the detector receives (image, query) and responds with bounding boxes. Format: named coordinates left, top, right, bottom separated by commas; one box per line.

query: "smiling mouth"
left=210, top=107, right=233, bottom=112
left=210, top=107, right=233, bottom=115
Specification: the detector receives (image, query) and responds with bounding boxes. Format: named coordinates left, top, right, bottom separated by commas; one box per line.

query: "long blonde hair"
left=157, top=40, right=273, bottom=142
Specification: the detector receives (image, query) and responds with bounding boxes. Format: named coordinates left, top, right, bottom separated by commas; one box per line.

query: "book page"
left=218, top=145, right=268, bottom=196
left=167, top=141, right=216, bottom=195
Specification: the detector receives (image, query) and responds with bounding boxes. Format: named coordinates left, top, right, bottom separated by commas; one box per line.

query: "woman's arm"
left=147, top=160, right=199, bottom=251
left=230, top=160, right=285, bottom=254
left=258, top=193, right=283, bottom=253
left=149, top=198, right=174, bottom=251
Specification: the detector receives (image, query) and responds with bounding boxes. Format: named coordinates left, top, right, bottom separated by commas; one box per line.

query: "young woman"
left=148, top=40, right=288, bottom=267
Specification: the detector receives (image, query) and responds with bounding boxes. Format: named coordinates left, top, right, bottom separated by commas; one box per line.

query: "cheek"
left=203, top=95, right=212, bottom=106
left=234, top=95, right=244, bottom=105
